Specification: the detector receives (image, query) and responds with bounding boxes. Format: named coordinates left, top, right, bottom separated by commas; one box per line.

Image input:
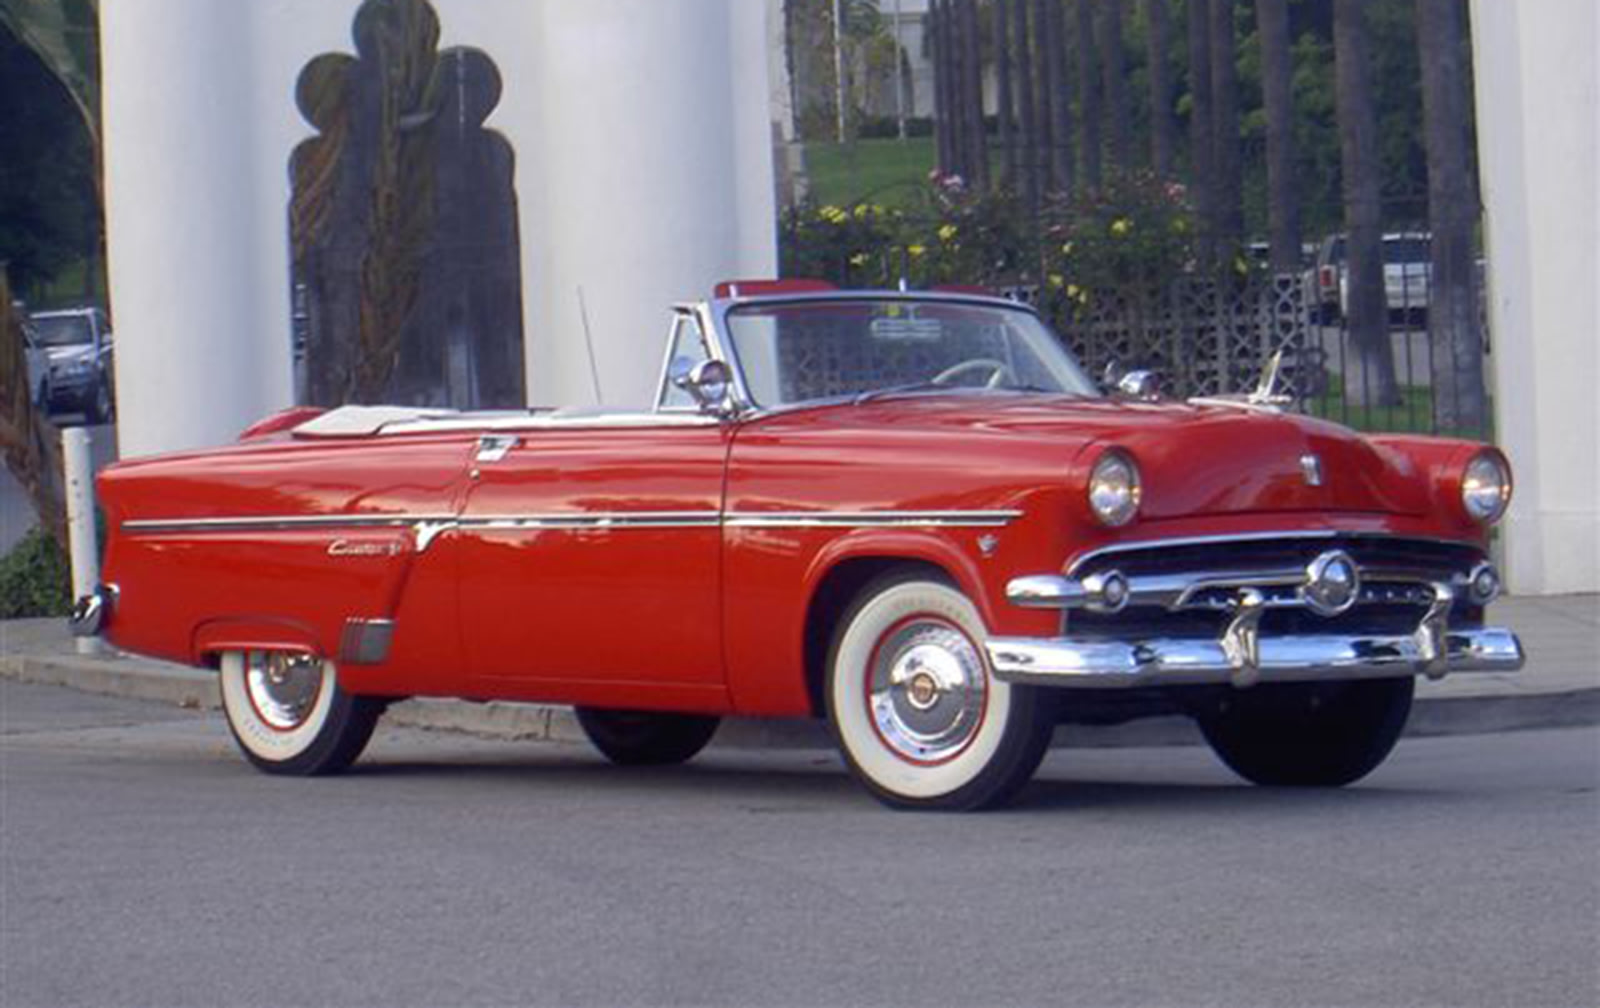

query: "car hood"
left=784, top=393, right=1430, bottom=518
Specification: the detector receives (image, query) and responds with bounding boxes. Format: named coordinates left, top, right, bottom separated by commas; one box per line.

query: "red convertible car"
left=75, top=283, right=1523, bottom=809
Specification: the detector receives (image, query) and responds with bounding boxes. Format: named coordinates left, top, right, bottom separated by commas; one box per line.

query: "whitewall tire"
left=218, top=651, right=383, bottom=776
left=826, top=574, right=1054, bottom=810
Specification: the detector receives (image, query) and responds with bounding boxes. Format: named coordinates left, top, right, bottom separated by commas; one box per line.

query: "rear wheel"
left=219, top=650, right=383, bottom=776
left=574, top=708, right=720, bottom=766
left=1198, top=677, right=1414, bottom=787
left=826, top=573, right=1054, bottom=811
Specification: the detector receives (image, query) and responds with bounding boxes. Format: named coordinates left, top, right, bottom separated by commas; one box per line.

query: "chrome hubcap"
left=868, top=620, right=987, bottom=764
left=244, top=652, right=322, bottom=730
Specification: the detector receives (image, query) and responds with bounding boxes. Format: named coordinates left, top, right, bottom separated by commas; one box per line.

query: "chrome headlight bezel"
left=1088, top=450, right=1142, bottom=528
left=1461, top=451, right=1511, bottom=524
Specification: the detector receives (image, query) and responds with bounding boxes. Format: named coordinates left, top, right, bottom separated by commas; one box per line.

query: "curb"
left=4, top=651, right=1595, bottom=750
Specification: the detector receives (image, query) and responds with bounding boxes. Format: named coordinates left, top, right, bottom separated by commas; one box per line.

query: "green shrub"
left=0, top=528, right=72, bottom=618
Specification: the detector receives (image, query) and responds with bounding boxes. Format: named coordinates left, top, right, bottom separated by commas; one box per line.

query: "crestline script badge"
left=327, top=539, right=404, bottom=557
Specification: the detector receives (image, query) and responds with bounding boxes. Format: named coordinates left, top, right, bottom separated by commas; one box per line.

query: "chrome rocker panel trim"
left=986, top=625, right=1525, bottom=690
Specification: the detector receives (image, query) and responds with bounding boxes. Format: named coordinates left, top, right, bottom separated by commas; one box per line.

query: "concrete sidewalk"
left=2, top=594, right=1595, bottom=749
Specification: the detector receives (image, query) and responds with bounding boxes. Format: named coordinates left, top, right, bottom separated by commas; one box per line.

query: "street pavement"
left=1, top=677, right=1595, bottom=1008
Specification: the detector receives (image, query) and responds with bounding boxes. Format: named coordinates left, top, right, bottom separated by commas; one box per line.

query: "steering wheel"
left=931, top=357, right=1016, bottom=389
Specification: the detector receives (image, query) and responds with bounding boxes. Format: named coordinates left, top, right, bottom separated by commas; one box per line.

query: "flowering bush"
left=780, top=171, right=1197, bottom=312
left=1036, top=174, right=1196, bottom=318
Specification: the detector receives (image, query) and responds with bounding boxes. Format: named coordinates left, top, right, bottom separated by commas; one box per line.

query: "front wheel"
left=574, top=708, right=720, bottom=766
left=86, top=378, right=113, bottom=424
left=219, top=650, right=384, bottom=776
left=1198, top=676, right=1414, bottom=787
left=826, top=574, right=1054, bottom=811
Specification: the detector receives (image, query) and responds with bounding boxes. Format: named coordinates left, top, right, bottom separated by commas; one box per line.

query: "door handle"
left=476, top=434, right=518, bottom=462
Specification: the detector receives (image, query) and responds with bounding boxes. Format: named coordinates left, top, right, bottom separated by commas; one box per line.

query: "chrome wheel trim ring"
left=866, top=617, right=988, bottom=765
left=244, top=651, right=325, bottom=731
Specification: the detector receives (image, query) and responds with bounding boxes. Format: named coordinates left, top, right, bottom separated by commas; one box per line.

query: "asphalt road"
left=2, top=680, right=1596, bottom=1008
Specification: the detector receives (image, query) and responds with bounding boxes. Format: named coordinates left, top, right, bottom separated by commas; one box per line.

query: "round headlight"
left=1461, top=451, right=1511, bottom=523
left=1088, top=451, right=1142, bottom=527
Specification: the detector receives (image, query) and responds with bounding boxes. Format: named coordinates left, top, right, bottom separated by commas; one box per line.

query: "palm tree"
left=1043, top=0, right=1074, bottom=194
left=1075, top=0, right=1102, bottom=189
left=1255, top=0, right=1300, bottom=272
left=1030, top=0, right=1057, bottom=193
left=931, top=0, right=957, bottom=175
left=1209, top=0, right=1242, bottom=260
left=995, top=0, right=1018, bottom=185
left=1099, top=0, right=1131, bottom=171
left=1186, top=0, right=1213, bottom=264
left=958, top=0, right=988, bottom=190
left=1013, top=0, right=1041, bottom=207
left=1333, top=0, right=1400, bottom=406
left=1416, top=0, right=1484, bottom=432
left=1145, top=0, right=1176, bottom=178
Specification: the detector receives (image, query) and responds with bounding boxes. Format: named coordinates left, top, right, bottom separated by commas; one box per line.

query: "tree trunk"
left=960, top=0, right=989, bottom=190
left=0, top=273, right=66, bottom=550
left=1044, top=0, right=1075, bottom=194
left=932, top=0, right=955, bottom=176
left=1030, top=0, right=1057, bottom=195
left=1146, top=0, right=1176, bottom=178
left=1099, top=0, right=1131, bottom=172
left=1208, top=0, right=1243, bottom=260
left=1256, top=0, right=1300, bottom=272
left=1333, top=0, right=1400, bottom=406
left=1075, top=0, right=1102, bottom=190
left=1416, top=0, right=1485, bottom=433
left=995, top=0, right=1018, bottom=186
left=1186, top=0, right=1214, bottom=265
left=1013, top=0, right=1041, bottom=208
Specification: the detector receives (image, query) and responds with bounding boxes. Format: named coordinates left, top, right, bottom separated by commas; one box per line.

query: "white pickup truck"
left=1306, top=232, right=1431, bottom=324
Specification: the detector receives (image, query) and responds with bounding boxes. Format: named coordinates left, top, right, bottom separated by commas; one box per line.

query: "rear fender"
left=192, top=617, right=322, bottom=668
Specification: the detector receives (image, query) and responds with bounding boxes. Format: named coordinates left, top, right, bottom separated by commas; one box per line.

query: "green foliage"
left=0, top=527, right=71, bottom=619
left=0, top=22, right=99, bottom=293
left=0, top=0, right=98, bottom=137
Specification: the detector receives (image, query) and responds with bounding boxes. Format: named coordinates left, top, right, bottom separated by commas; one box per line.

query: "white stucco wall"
left=1469, top=0, right=1599, bottom=595
left=100, top=0, right=776, bottom=456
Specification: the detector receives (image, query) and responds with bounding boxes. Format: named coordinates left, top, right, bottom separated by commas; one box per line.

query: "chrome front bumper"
left=986, top=625, right=1524, bottom=689
left=993, top=541, right=1525, bottom=689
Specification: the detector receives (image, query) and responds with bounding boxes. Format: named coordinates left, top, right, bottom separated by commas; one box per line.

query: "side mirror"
left=673, top=359, right=733, bottom=413
left=1116, top=370, right=1161, bottom=401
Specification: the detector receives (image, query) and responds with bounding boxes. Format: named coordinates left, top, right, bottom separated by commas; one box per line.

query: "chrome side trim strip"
left=122, top=514, right=455, bottom=534
left=464, top=512, right=723, bottom=530
left=125, top=508, right=1020, bottom=537
left=724, top=510, right=1022, bottom=529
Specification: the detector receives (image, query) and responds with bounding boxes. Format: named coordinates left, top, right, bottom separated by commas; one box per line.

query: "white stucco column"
left=1469, top=0, right=1599, bottom=594
left=101, top=0, right=776, bottom=450
left=521, top=0, right=778, bottom=408
left=100, top=0, right=297, bottom=457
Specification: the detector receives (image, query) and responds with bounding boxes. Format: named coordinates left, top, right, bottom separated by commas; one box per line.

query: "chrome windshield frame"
left=696, top=290, right=1084, bottom=418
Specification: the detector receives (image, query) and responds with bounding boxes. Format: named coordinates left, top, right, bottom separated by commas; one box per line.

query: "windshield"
left=32, top=315, right=93, bottom=347
left=723, top=299, right=1098, bottom=408
left=1382, top=238, right=1429, bottom=263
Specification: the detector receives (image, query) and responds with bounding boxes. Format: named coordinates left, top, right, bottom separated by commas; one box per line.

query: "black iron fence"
left=1024, top=263, right=1491, bottom=441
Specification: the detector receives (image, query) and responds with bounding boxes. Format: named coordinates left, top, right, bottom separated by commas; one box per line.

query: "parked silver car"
left=30, top=307, right=115, bottom=424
